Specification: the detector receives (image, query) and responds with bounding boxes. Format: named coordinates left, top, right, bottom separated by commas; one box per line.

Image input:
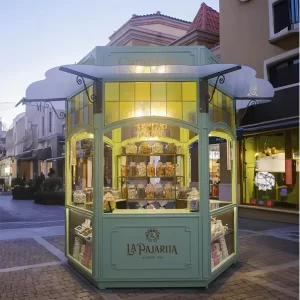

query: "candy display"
left=121, top=184, right=128, bottom=199
left=165, top=143, right=177, bottom=154
left=165, top=162, right=175, bottom=176
left=156, top=161, right=165, bottom=176
left=128, top=184, right=136, bottom=199
left=211, top=217, right=229, bottom=242
left=152, top=142, right=164, bottom=154
left=137, top=162, right=146, bottom=176
left=139, top=142, right=151, bottom=154
left=137, top=184, right=146, bottom=199
left=121, top=165, right=128, bottom=177
left=147, top=162, right=155, bottom=176
left=126, top=143, right=137, bottom=154
left=164, top=183, right=173, bottom=199
left=154, top=183, right=164, bottom=199
left=175, top=164, right=180, bottom=176
left=73, top=190, right=86, bottom=204
left=176, top=145, right=183, bottom=154
left=84, top=188, right=93, bottom=203
left=145, top=184, right=154, bottom=200
left=128, top=162, right=137, bottom=177
left=187, top=187, right=199, bottom=212
left=103, top=192, right=116, bottom=211
left=179, top=186, right=189, bottom=199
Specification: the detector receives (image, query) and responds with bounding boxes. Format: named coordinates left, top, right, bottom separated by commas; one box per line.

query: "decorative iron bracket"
left=76, top=76, right=96, bottom=103
left=209, top=74, right=225, bottom=103
left=238, top=99, right=257, bottom=127
left=26, top=101, right=66, bottom=119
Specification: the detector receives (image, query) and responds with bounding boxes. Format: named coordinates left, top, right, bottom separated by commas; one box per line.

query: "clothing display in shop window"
left=254, top=172, right=275, bottom=191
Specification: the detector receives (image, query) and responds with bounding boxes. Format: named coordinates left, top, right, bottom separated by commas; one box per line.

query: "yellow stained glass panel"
left=217, top=91, right=223, bottom=108
left=217, top=107, right=223, bottom=122
left=75, top=110, right=80, bottom=125
left=213, top=106, right=218, bottom=122
left=135, top=102, right=150, bottom=117
left=167, top=102, right=182, bottom=120
left=120, top=102, right=134, bottom=120
left=209, top=86, right=218, bottom=107
left=151, top=82, right=166, bottom=101
left=74, top=94, right=80, bottom=111
left=105, top=83, right=119, bottom=101
left=182, top=82, right=196, bottom=101
left=151, top=102, right=166, bottom=117
left=226, top=95, right=233, bottom=114
left=135, top=82, right=150, bottom=101
left=120, top=82, right=134, bottom=101
left=231, top=114, right=235, bottom=130
left=105, top=102, right=119, bottom=124
left=67, top=115, right=72, bottom=134
left=88, top=103, right=93, bottom=126
left=79, top=109, right=84, bottom=123
left=183, top=102, right=196, bottom=124
left=167, top=82, right=182, bottom=101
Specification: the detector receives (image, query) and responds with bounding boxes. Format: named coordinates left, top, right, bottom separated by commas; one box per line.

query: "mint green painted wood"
left=64, top=46, right=238, bottom=289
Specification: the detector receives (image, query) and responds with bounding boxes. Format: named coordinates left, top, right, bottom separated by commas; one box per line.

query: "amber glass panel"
left=182, top=82, right=196, bottom=101
left=151, top=102, right=166, bottom=116
left=135, top=102, right=150, bottom=117
left=217, top=107, right=223, bottom=122
left=183, top=102, right=196, bottom=124
left=167, top=102, right=182, bottom=120
left=83, top=90, right=89, bottom=107
left=88, top=103, right=93, bottom=126
left=226, top=96, right=233, bottom=114
left=105, top=83, right=119, bottom=101
left=74, top=94, right=80, bottom=111
left=209, top=104, right=214, bottom=122
left=67, top=115, right=72, bottom=134
left=210, top=87, right=218, bottom=107
left=120, top=102, right=134, bottom=120
left=167, top=82, right=182, bottom=101
left=231, top=114, right=235, bottom=130
left=68, top=98, right=73, bottom=115
left=120, top=82, right=134, bottom=101
left=135, top=82, right=150, bottom=101
left=213, top=106, right=218, bottom=122
left=217, top=91, right=223, bottom=108
left=151, top=82, right=166, bottom=101
left=105, top=102, right=119, bottom=124
left=79, top=109, right=84, bottom=123
left=75, top=110, right=80, bottom=125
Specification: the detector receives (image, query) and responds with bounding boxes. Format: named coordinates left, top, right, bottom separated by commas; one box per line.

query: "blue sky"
left=0, top=0, right=219, bottom=127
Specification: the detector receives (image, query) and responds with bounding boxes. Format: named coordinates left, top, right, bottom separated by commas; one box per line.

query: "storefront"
left=19, top=46, right=274, bottom=289
left=239, top=85, right=299, bottom=214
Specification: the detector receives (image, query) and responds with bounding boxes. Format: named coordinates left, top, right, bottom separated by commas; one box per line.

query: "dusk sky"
left=0, top=0, right=219, bottom=127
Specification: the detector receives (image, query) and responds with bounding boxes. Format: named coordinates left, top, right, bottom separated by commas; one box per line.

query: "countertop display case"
left=21, top=47, right=274, bottom=289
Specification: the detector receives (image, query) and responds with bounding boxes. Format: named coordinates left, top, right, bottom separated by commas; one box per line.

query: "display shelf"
left=67, top=204, right=93, bottom=216
left=211, top=229, right=234, bottom=243
left=118, top=153, right=184, bottom=157
left=127, top=198, right=176, bottom=201
left=118, top=176, right=184, bottom=179
left=74, top=231, right=92, bottom=243
left=112, top=208, right=190, bottom=214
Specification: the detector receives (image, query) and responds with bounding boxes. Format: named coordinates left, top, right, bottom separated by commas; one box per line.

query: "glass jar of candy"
left=126, top=143, right=137, bottom=154
left=137, top=183, right=145, bottom=199
left=137, top=162, right=146, bottom=177
left=165, top=162, right=175, bottom=176
left=164, top=183, right=173, bottom=199
left=121, top=165, right=128, bottom=177
left=121, top=184, right=128, bottom=199
left=138, top=142, right=151, bottom=154
left=147, top=162, right=155, bottom=177
left=145, top=184, right=154, bottom=200
left=128, top=184, right=136, bottom=200
left=154, top=183, right=164, bottom=199
left=128, top=162, right=137, bottom=177
left=156, top=161, right=165, bottom=177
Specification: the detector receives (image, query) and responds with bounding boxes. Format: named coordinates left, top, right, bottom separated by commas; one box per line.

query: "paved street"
left=0, top=195, right=299, bottom=300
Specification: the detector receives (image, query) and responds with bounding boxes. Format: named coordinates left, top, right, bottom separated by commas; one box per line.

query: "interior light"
left=135, top=110, right=144, bottom=117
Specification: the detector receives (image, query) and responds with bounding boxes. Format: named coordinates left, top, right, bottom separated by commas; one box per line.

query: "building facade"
left=219, top=0, right=299, bottom=218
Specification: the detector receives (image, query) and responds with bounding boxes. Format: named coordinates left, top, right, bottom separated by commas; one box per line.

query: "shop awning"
left=17, top=64, right=274, bottom=108
left=34, top=146, right=52, bottom=160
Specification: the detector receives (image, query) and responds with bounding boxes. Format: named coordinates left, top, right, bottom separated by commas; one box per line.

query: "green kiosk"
left=21, top=46, right=274, bottom=289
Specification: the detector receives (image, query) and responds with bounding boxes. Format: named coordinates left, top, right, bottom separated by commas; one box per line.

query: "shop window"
left=103, top=124, right=200, bottom=213
left=243, top=129, right=299, bottom=210
left=209, top=133, right=234, bottom=211
left=70, top=134, right=94, bottom=212
left=268, top=55, right=299, bottom=88
left=211, top=209, right=235, bottom=271
left=67, top=209, right=92, bottom=272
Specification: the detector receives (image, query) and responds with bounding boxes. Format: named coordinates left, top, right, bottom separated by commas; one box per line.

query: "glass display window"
left=67, top=208, right=92, bottom=272
left=243, top=129, right=299, bottom=211
left=70, top=133, right=94, bottom=212
left=102, top=123, right=200, bottom=214
left=209, top=130, right=235, bottom=211
left=211, top=208, right=235, bottom=272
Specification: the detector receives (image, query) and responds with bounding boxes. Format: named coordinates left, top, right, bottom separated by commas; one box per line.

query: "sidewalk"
left=0, top=218, right=298, bottom=300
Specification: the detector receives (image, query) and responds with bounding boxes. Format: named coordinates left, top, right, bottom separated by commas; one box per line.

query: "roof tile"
left=188, top=2, right=219, bottom=34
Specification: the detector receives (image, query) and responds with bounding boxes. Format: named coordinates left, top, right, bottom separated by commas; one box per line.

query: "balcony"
left=269, top=0, right=299, bottom=43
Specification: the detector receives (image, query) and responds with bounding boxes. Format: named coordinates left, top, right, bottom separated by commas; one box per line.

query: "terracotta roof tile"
left=188, top=2, right=219, bottom=34
left=131, top=11, right=191, bottom=24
